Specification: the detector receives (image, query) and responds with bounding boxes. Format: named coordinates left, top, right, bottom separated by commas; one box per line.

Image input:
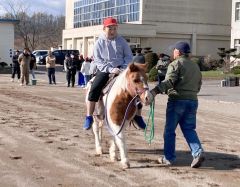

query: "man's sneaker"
left=133, top=115, right=146, bottom=129
left=191, top=153, right=205, bottom=168
left=83, top=116, right=93, bottom=130
left=158, top=156, right=173, bottom=166
left=11, top=78, right=14, bottom=82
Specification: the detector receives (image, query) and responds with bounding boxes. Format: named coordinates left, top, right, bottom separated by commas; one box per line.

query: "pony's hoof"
left=121, top=162, right=130, bottom=169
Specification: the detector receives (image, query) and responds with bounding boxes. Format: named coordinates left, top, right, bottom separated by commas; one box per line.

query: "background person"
left=18, top=48, right=31, bottom=86
left=29, top=51, right=37, bottom=80
left=64, top=53, right=71, bottom=83
left=156, top=53, right=171, bottom=84
left=89, top=59, right=97, bottom=79
left=132, top=48, right=145, bottom=64
left=46, top=50, right=56, bottom=85
left=11, top=50, right=21, bottom=82
left=65, top=53, right=78, bottom=87
left=77, top=54, right=85, bottom=87
left=150, top=41, right=204, bottom=168
left=80, top=57, right=91, bottom=87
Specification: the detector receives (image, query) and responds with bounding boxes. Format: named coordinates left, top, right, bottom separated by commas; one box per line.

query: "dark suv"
left=39, top=49, right=80, bottom=65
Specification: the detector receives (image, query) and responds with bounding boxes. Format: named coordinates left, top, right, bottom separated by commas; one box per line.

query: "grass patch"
left=201, top=70, right=240, bottom=79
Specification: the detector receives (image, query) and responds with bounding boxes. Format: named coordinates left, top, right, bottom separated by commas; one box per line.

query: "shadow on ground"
left=128, top=148, right=240, bottom=170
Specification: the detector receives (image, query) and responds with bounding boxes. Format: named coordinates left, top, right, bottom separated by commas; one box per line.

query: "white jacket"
left=80, top=61, right=91, bottom=75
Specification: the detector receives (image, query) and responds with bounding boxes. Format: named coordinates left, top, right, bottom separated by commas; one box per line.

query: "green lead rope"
left=144, top=100, right=155, bottom=145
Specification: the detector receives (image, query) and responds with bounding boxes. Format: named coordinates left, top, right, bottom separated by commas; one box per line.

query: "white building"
left=231, top=0, right=240, bottom=54
left=0, top=19, right=19, bottom=65
left=63, top=0, right=231, bottom=58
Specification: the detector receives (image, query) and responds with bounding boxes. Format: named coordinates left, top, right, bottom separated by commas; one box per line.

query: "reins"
left=104, top=72, right=154, bottom=142
left=104, top=72, right=145, bottom=137
left=144, top=99, right=155, bottom=145
left=105, top=89, right=140, bottom=137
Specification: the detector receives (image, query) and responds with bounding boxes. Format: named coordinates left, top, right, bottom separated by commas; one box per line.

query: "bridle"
left=128, top=76, right=149, bottom=97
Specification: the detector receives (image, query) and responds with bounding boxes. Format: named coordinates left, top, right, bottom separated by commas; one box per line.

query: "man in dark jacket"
left=156, top=53, right=171, bottom=84
left=11, top=50, right=21, bottom=82
left=149, top=41, right=204, bottom=168
left=66, top=53, right=78, bottom=87
left=132, top=48, right=145, bottom=64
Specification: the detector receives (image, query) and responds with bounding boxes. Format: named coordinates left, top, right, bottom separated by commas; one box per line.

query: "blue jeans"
left=30, top=69, right=36, bottom=79
left=47, top=68, right=56, bottom=84
left=164, top=100, right=203, bottom=161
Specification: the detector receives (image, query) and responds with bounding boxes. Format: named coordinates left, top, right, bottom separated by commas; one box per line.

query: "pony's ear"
left=141, top=62, right=149, bottom=72
left=128, top=63, right=139, bottom=72
left=132, top=62, right=148, bottom=72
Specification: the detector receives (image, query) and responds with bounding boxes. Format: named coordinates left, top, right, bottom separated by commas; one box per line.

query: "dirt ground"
left=0, top=74, right=239, bottom=187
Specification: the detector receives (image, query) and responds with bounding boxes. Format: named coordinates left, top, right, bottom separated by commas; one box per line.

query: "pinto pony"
left=85, top=62, right=151, bottom=169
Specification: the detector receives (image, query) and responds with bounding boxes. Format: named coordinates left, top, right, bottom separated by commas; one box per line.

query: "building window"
left=236, top=2, right=240, bottom=21
left=73, top=0, right=140, bottom=28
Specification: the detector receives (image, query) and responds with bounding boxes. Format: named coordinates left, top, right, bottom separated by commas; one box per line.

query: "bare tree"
left=1, top=0, right=65, bottom=51
left=1, top=0, right=32, bottom=48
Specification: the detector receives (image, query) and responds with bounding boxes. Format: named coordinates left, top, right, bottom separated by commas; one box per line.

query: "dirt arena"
left=0, top=73, right=239, bottom=187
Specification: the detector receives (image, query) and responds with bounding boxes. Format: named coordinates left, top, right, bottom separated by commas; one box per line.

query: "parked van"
left=39, top=49, right=80, bottom=65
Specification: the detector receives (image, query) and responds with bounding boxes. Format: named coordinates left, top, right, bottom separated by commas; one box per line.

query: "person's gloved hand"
left=110, top=68, right=121, bottom=74
left=147, top=86, right=162, bottom=104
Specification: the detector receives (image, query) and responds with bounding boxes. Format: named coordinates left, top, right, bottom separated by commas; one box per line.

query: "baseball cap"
left=172, top=41, right=191, bottom=54
left=132, top=55, right=145, bottom=64
left=103, top=17, right=118, bottom=27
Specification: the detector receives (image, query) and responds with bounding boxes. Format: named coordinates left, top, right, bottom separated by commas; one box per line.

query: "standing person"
left=29, top=52, right=37, bottom=80
left=18, top=48, right=31, bottom=86
left=149, top=41, right=204, bottom=168
left=46, top=50, right=56, bottom=85
left=156, top=53, right=171, bottom=84
left=66, top=53, right=78, bottom=87
left=64, top=53, right=71, bottom=82
left=83, top=17, right=146, bottom=130
left=11, top=50, right=21, bottom=82
left=80, top=57, right=91, bottom=87
left=89, top=59, right=97, bottom=79
left=132, top=48, right=145, bottom=64
left=78, top=54, right=85, bottom=87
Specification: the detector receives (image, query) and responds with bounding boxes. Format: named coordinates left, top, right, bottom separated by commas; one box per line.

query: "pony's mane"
left=111, top=68, right=128, bottom=96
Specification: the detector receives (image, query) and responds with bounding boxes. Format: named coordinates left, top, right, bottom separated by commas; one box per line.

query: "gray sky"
left=0, top=0, right=66, bottom=16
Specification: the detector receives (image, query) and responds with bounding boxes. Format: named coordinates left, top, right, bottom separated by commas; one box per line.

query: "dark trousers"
left=158, top=74, right=165, bottom=84
left=67, top=69, right=76, bottom=87
left=47, top=68, right=56, bottom=84
left=11, top=66, right=20, bottom=79
left=88, top=71, right=110, bottom=102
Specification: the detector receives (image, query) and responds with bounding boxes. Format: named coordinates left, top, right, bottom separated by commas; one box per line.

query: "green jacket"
left=155, top=55, right=202, bottom=100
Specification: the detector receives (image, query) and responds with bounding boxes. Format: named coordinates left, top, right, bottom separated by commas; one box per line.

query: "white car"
left=32, top=50, right=48, bottom=64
